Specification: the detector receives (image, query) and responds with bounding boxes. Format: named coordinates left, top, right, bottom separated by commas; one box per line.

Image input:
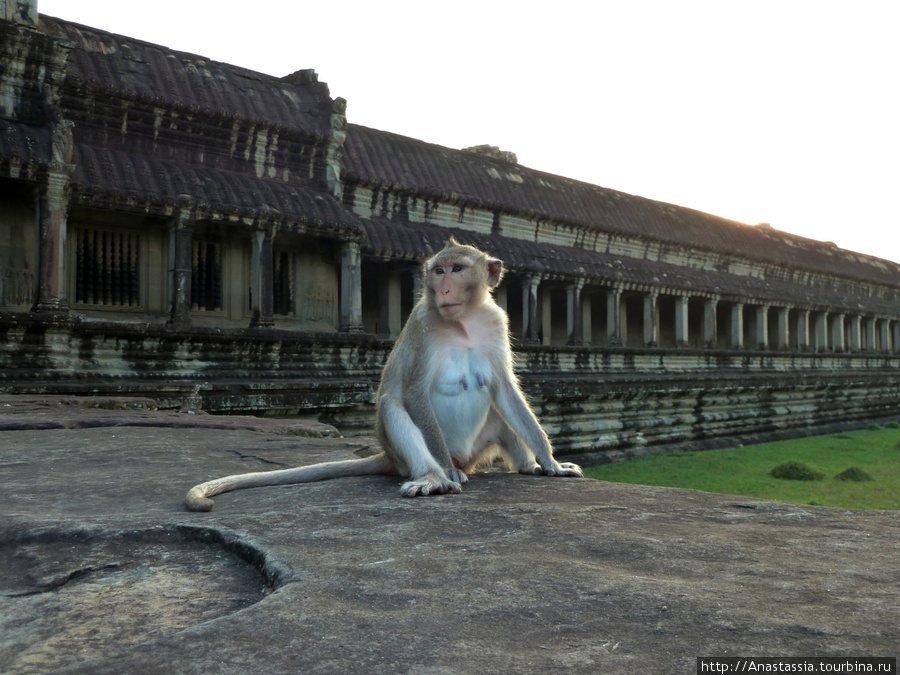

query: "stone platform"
left=0, top=395, right=897, bottom=674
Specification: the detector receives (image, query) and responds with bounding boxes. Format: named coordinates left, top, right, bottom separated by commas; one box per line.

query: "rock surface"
left=1, top=395, right=898, bottom=674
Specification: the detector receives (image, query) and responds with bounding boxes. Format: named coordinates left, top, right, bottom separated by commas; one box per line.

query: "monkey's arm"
left=492, top=376, right=583, bottom=477
left=376, top=325, right=464, bottom=496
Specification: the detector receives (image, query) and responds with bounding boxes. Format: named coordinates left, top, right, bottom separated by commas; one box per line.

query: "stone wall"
left=2, top=315, right=898, bottom=462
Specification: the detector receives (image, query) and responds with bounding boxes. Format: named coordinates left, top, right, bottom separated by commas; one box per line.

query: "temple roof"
left=344, top=124, right=900, bottom=289
left=38, top=16, right=334, bottom=138
left=32, top=15, right=359, bottom=234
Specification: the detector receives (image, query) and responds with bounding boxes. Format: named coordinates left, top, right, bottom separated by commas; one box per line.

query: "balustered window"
left=74, top=226, right=140, bottom=307
left=192, top=239, right=223, bottom=311
left=273, top=249, right=295, bottom=316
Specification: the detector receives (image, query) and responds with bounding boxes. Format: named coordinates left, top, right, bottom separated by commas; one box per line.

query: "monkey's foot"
left=446, top=469, right=469, bottom=485
left=400, top=473, right=464, bottom=497
left=519, top=461, right=584, bottom=478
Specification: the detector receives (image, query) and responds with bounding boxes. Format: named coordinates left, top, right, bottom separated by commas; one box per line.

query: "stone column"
left=796, top=309, right=810, bottom=351
left=249, top=227, right=275, bottom=328
left=755, top=306, right=769, bottom=350
left=731, top=303, right=744, bottom=350
left=831, top=314, right=845, bottom=353
left=849, top=315, right=862, bottom=352
left=582, top=291, right=593, bottom=347
left=378, top=269, right=402, bottom=339
left=675, top=295, right=690, bottom=347
left=339, top=241, right=364, bottom=332
left=643, top=290, right=659, bottom=347
left=566, top=279, right=585, bottom=346
left=32, top=170, right=70, bottom=312
left=607, top=286, right=623, bottom=347
left=776, top=307, right=790, bottom=350
left=892, top=321, right=900, bottom=354
left=703, top=296, right=718, bottom=348
left=879, top=319, right=891, bottom=354
left=167, top=209, right=193, bottom=327
left=32, top=121, right=75, bottom=313
left=864, top=317, right=876, bottom=353
left=522, top=275, right=541, bottom=344
left=494, top=284, right=508, bottom=313
left=541, top=289, right=553, bottom=346
left=814, top=312, right=829, bottom=352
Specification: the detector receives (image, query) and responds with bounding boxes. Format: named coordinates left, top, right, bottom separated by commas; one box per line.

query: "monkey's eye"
left=452, top=264, right=464, bottom=273
left=434, top=267, right=445, bottom=275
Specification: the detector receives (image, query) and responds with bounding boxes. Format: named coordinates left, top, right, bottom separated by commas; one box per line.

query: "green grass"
left=584, top=427, right=900, bottom=510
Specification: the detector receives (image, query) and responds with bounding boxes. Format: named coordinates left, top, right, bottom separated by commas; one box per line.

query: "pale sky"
left=38, top=0, right=900, bottom=264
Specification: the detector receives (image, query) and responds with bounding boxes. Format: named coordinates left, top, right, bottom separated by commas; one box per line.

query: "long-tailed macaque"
left=185, top=239, right=582, bottom=511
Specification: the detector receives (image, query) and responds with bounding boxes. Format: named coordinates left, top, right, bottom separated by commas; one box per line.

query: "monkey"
left=185, top=239, right=582, bottom=511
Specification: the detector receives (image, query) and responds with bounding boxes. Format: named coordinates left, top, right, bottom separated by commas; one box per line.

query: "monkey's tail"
left=185, top=453, right=396, bottom=512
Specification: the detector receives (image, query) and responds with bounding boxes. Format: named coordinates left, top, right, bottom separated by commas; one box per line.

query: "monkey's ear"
left=487, top=258, right=503, bottom=288
left=447, top=237, right=460, bottom=247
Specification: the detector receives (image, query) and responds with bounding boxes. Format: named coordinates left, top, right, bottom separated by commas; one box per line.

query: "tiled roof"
left=344, top=125, right=900, bottom=288
left=361, top=217, right=896, bottom=313
left=38, top=16, right=333, bottom=138
left=72, top=145, right=359, bottom=231
left=31, top=15, right=358, bottom=234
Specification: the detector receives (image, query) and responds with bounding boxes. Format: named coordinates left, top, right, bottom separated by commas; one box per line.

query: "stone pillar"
left=643, top=290, right=659, bottom=347
left=796, top=309, right=810, bottom=351
left=776, top=307, right=790, bottom=350
left=566, top=279, right=585, bottom=346
left=378, top=269, right=402, bottom=339
left=674, top=295, right=690, bottom=348
left=522, top=275, right=541, bottom=344
left=495, top=284, right=507, bottom=313
left=864, top=317, right=877, bottom=353
left=892, top=321, right=900, bottom=354
left=879, top=319, right=891, bottom=354
left=730, top=303, right=744, bottom=350
left=703, top=296, right=718, bottom=348
left=582, top=291, right=593, bottom=347
left=32, top=122, right=75, bottom=313
left=541, top=289, right=553, bottom=346
left=814, top=312, right=829, bottom=352
left=849, top=316, right=862, bottom=352
left=32, top=170, right=70, bottom=312
left=249, top=227, right=275, bottom=328
left=167, top=209, right=193, bottom=327
left=831, top=314, right=845, bottom=353
left=755, top=306, right=769, bottom=350
left=607, top=286, right=623, bottom=347
left=339, top=241, right=364, bottom=332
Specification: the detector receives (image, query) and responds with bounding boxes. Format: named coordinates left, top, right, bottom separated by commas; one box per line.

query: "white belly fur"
left=430, top=349, right=492, bottom=462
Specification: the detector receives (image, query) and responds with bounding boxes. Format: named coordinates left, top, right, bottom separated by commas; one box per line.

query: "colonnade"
left=363, top=265, right=900, bottom=355
left=22, top=198, right=900, bottom=355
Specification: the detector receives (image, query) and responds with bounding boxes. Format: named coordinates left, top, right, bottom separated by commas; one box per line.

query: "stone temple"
left=2, top=0, right=899, bottom=461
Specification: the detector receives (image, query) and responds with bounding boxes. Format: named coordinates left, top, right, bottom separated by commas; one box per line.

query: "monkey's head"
left=424, top=239, right=504, bottom=320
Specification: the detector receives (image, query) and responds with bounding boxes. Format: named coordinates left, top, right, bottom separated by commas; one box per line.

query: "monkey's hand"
left=400, top=471, right=465, bottom=497
left=519, top=460, right=584, bottom=478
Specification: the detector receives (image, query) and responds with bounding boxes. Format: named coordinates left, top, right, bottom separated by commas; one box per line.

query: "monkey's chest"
left=431, top=349, right=493, bottom=439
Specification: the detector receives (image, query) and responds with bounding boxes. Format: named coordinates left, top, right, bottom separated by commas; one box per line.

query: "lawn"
left=584, top=426, right=900, bottom=510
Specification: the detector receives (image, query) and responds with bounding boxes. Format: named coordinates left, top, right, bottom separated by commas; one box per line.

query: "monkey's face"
left=427, top=256, right=485, bottom=320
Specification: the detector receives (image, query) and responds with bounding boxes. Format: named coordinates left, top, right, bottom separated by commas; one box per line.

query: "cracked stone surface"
left=0, top=395, right=898, bottom=674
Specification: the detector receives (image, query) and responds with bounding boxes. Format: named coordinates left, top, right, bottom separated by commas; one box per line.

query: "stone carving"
left=304, top=284, right=335, bottom=324
left=50, top=120, right=75, bottom=171
left=0, top=264, right=34, bottom=306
